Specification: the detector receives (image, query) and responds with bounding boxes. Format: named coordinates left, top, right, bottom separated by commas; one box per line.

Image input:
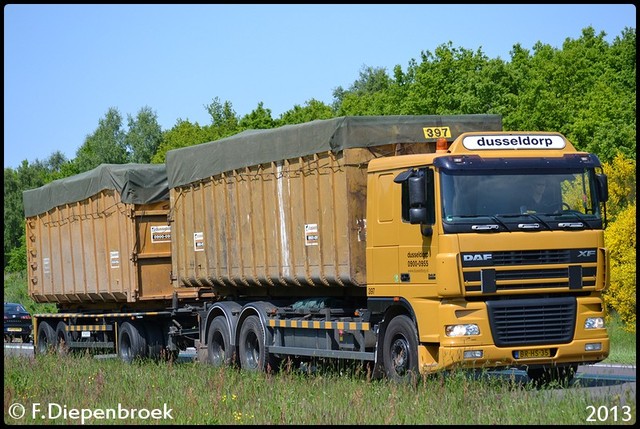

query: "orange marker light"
left=436, top=137, right=448, bottom=152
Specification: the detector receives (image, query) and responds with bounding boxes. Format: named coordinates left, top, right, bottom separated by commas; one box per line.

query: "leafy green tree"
left=502, top=27, right=636, bottom=161
left=4, top=167, right=22, bottom=267
left=7, top=234, right=27, bottom=272
left=239, top=101, right=275, bottom=130
left=277, top=99, right=334, bottom=125
left=125, top=106, right=163, bottom=163
left=3, top=159, right=51, bottom=268
left=334, top=65, right=395, bottom=115
left=74, top=107, right=128, bottom=171
left=205, top=97, right=240, bottom=133
left=152, top=119, right=207, bottom=164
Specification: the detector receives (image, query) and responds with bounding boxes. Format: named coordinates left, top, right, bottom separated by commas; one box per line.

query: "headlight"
left=585, top=317, right=605, bottom=329
left=445, top=324, right=480, bottom=337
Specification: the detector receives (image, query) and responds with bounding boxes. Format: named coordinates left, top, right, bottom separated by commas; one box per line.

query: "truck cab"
left=366, top=131, right=610, bottom=382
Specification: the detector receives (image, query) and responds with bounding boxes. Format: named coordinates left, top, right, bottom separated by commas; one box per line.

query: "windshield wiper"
left=488, top=215, right=510, bottom=230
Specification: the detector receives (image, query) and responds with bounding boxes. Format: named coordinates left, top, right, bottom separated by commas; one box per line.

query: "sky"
left=4, top=4, right=636, bottom=169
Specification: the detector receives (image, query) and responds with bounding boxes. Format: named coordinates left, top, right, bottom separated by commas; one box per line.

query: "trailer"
left=25, top=163, right=202, bottom=360
left=26, top=115, right=610, bottom=385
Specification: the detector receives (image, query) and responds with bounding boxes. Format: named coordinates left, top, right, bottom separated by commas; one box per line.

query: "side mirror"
left=395, top=168, right=435, bottom=231
left=596, top=174, right=608, bottom=203
left=408, top=175, right=426, bottom=210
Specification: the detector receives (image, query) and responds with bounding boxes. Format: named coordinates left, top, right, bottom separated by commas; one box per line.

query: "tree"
left=205, top=97, right=239, bottom=132
left=152, top=119, right=207, bottom=164
left=277, top=99, right=335, bottom=125
left=333, top=65, right=395, bottom=115
left=239, top=102, right=275, bottom=130
left=74, top=107, right=128, bottom=171
left=125, top=106, right=163, bottom=163
left=3, top=160, right=51, bottom=268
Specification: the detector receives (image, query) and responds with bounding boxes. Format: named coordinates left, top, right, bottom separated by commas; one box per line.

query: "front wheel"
left=382, top=315, right=420, bottom=383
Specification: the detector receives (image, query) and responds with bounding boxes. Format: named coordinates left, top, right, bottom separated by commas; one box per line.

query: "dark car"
left=4, top=302, right=32, bottom=342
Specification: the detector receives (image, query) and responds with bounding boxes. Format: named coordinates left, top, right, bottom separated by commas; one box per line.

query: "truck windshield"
left=440, top=168, right=603, bottom=231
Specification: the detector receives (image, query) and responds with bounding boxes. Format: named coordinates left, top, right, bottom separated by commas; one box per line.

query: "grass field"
left=3, top=352, right=636, bottom=425
left=4, top=270, right=636, bottom=424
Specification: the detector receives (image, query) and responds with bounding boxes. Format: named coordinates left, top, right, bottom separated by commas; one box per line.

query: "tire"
left=55, top=321, right=72, bottom=354
left=527, top=364, right=578, bottom=387
left=36, top=321, right=56, bottom=355
left=238, top=315, right=279, bottom=372
left=382, top=315, right=420, bottom=383
left=207, top=315, right=234, bottom=367
left=118, top=321, right=147, bottom=363
left=143, top=321, right=165, bottom=361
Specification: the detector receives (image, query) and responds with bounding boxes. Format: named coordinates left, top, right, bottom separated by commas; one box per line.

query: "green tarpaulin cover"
left=23, top=163, right=169, bottom=217
left=166, top=115, right=502, bottom=189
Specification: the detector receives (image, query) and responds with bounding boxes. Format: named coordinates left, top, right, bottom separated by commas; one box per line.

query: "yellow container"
left=166, top=115, right=502, bottom=293
left=24, top=164, right=201, bottom=308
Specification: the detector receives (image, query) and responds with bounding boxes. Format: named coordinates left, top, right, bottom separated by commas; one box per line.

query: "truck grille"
left=461, top=248, right=598, bottom=293
left=486, top=297, right=576, bottom=346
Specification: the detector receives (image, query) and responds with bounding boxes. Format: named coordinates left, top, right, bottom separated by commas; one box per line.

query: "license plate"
left=8, top=327, right=22, bottom=332
left=517, top=348, right=551, bottom=359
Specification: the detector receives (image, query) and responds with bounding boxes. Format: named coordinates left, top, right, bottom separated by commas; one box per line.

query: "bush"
left=603, top=203, right=636, bottom=332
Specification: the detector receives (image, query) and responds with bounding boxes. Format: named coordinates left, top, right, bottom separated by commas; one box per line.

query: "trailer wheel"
left=207, top=316, right=234, bottom=367
left=527, top=364, right=578, bottom=387
left=118, top=321, right=147, bottom=363
left=238, top=315, right=279, bottom=372
left=55, top=321, right=72, bottom=354
left=382, top=315, right=419, bottom=383
left=36, top=321, right=56, bottom=355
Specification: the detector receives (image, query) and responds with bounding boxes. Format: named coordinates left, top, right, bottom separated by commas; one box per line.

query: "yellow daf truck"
left=27, top=115, right=609, bottom=385
left=164, top=115, right=610, bottom=384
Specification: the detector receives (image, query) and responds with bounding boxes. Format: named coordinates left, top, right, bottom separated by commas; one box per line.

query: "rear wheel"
left=118, top=321, right=147, bottom=363
left=382, top=315, right=420, bottom=384
left=238, top=315, right=279, bottom=372
left=55, top=321, right=72, bottom=354
left=36, top=321, right=56, bottom=355
left=207, top=316, right=234, bottom=367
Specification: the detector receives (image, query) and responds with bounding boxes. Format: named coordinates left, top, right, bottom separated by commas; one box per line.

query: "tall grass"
left=3, top=353, right=635, bottom=425
left=4, top=270, right=636, bottom=424
left=605, top=314, right=637, bottom=365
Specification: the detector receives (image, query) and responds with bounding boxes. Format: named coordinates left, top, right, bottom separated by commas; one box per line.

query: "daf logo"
left=578, top=250, right=597, bottom=258
left=463, top=254, right=492, bottom=261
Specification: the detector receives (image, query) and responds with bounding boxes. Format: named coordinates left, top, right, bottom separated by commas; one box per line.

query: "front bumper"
left=426, top=336, right=609, bottom=372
